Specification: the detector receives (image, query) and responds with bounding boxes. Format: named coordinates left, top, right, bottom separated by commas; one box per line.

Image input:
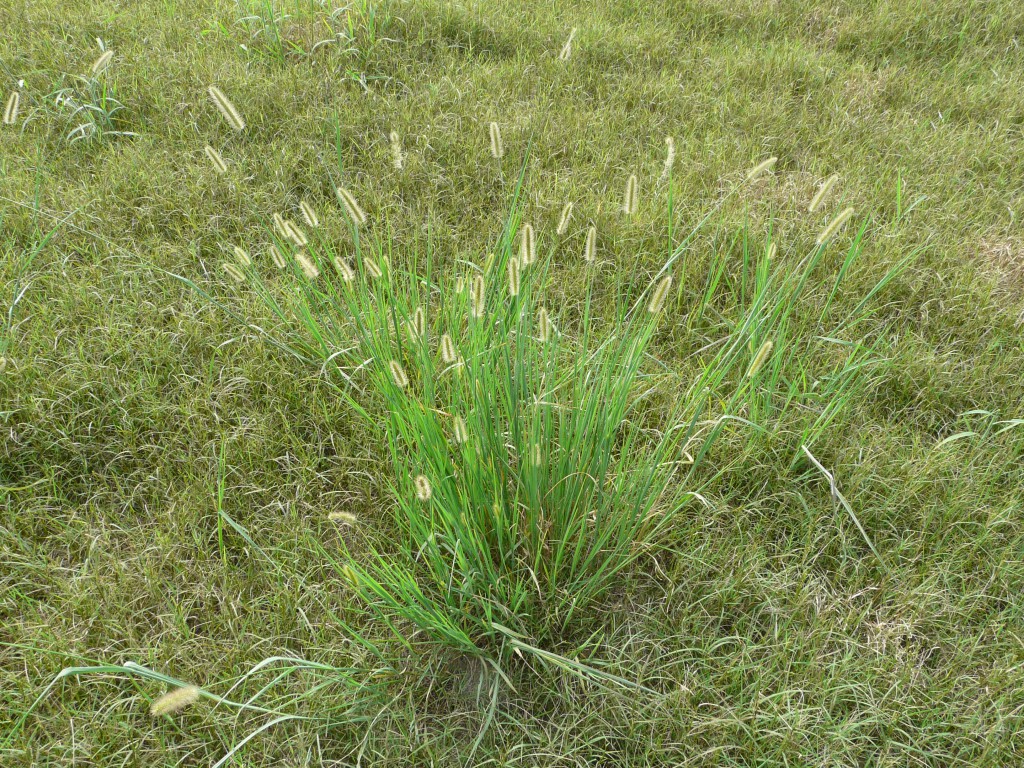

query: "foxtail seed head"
left=207, top=85, right=245, bottom=132
left=329, top=510, right=358, bottom=525
left=389, top=130, right=404, bottom=170
left=223, top=262, right=245, bottom=282
left=488, top=121, right=503, bottom=159
left=745, top=156, right=777, bottom=182
left=816, top=207, right=855, bottom=245
left=766, top=242, right=777, bottom=261
left=414, top=474, right=432, bottom=502
left=90, top=50, right=114, bottom=76
left=584, top=225, right=597, bottom=262
left=519, top=223, right=536, bottom=265
left=559, top=28, right=577, bottom=61
left=623, top=174, right=639, bottom=216
left=648, top=274, right=672, bottom=314
left=295, top=252, right=319, bottom=279
left=408, top=307, right=426, bottom=340
left=508, top=257, right=521, bottom=297
left=232, top=246, right=251, bottom=267
left=3, top=92, right=20, bottom=125
left=364, top=257, right=383, bottom=279
left=272, top=212, right=288, bottom=238
left=746, top=339, right=774, bottom=378
left=284, top=220, right=308, bottom=247
left=299, top=200, right=320, bottom=228
left=333, top=257, right=355, bottom=282
left=150, top=686, right=201, bottom=717
left=453, top=416, right=469, bottom=445
left=808, top=174, right=839, bottom=213
left=270, top=245, right=287, bottom=269
left=440, top=333, right=458, bottom=364
left=556, top=202, right=574, bottom=235
left=336, top=187, right=367, bottom=225
left=537, top=307, right=554, bottom=342
left=204, top=145, right=227, bottom=173
left=389, top=360, right=409, bottom=388
left=470, top=275, right=486, bottom=318
left=660, top=136, right=676, bottom=181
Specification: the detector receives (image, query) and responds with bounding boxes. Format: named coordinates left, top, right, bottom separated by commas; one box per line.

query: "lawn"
left=2, top=0, right=1023, bottom=765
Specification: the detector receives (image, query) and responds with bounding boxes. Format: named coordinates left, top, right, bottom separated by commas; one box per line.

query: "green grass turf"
left=2, top=0, right=1023, bottom=764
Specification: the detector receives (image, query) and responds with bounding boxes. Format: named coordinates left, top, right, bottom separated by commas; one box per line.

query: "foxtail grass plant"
left=173, top=154, right=908, bottom=701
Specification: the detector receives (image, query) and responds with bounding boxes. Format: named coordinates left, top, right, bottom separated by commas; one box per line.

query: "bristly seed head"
left=150, top=686, right=201, bottom=717
left=648, top=274, right=672, bottom=314
left=389, top=359, right=410, bottom=388
left=207, top=85, right=245, bottom=132
left=335, top=186, right=367, bottom=226
left=299, top=200, right=320, bottom=228
left=414, top=474, right=432, bottom=501
left=284, top=220, right=308, bottom=247
left=270, top=245, right=287, bottom=269
left=745, top=156, right=778, bottom=182
left=537, top=306, right=554, bottom=342
left=232, top=246, right=251, bottom=267
left=389, top=130, right=404, bottom=170
left=816, top=207, right=855, bottom=244
left=808, top=174, right=839, bottom=213
left=332, top=257, right=355, bottom=282
left=328, top=510, right=358, bottom=526
left=623, top=174, right=639, bottom=216
left=556, top=202, right=573, bottom=235
left=408, top=307, right=426, bottom=340
left=558, top=28, right=577, bottom=61
left=90, top=50, right=114, bottom=76
left=364, top=257, right=383, bottom=279
left=766, top=242, right=777, bottom=261
left=746, top=339, right=774, bottom=378
left=660, top=136, right=676, bottom=181
left=488, top=121, right=503, bottom=160
left=584, top=225, right=597, bottom=263
left=272, top=212, right=288, bottom=238
left=519, top=223, right=536, bottom=266
left=295, top=251, right=319, bottom=279
left=470, top=275, right=486, bottom=318
left=222, top=262, right=245, bottom=282
left=453, top=416, right=469, bottom=445
left=440, top=333, right=458, bottom=364
left=508, top=257, right=521, bottom=297
left=3, top=92, right=21, bottom=126
left=204, top=145, right=227, bottom=173
left=531, top=443, right=542, bottom=467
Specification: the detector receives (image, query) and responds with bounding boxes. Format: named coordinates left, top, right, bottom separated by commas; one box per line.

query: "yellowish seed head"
left=558, top=28, right=577, bottom=61
left=414, top=474, right=432, bottom=501
left=808, top=174, right=839, bottom=213
left=584, top=226, right=597, bottom=263
left=223, top=262, right=245, bottom=282
left=519, top=223, right=536, bottom=265
left=488, top=121, right=504, bottom=159
left=537, top=307, right=554, bottom=342
left=328, top=510, right=358, bottom=525
left=409, top=307, right=426, bottom=340
left=295, top=252, right=319, bottom=279
left=470, top=275, right=486, bottom=318
left=299, top=200, right=320, bottom=228
left=90, top=50, right=114, bottom=76
left=623, top=174, right=639, bottom=216
left=284, top=220, right=308, bottom=247
left=440, top=333, right=458, bottom=364
left=389, top=130, right=404, bottom=170
left=332, top=257, right=355, bottom=282
left=3, top=92, right=21, bottom=126
left=508, top=257, right=521, bottom=297
left=556, top=202, right=573, bottom=236
left=453, top=416, right=469, bottom=444
left=207, top=85, right=245, bottom=131
left=364, top=257, right=383, bottom=279
left=232, top=246, right=251, bottom=267
left=746, top=339, right=774, bottom=378
left=389, top=359, right=409, bottom=388
left=270, top=245, right=287, bottom=269
left=745, top=156, right=778, bottom=182
left=816, top=207, right=855, bottom=245
left=648, top=274, right=672, bottom=314
left=336, top=187, right=367, bottom=226
left=150, top=686, right=201, bottom=717
left=204, top=145, right=227, bottom=173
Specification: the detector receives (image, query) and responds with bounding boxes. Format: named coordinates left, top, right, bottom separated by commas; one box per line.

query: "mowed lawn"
left=2, top=0, right=1024, bottom=765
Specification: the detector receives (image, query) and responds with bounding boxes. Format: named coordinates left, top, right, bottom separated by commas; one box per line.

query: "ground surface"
left=2, top=0, right=1024, bottom=765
